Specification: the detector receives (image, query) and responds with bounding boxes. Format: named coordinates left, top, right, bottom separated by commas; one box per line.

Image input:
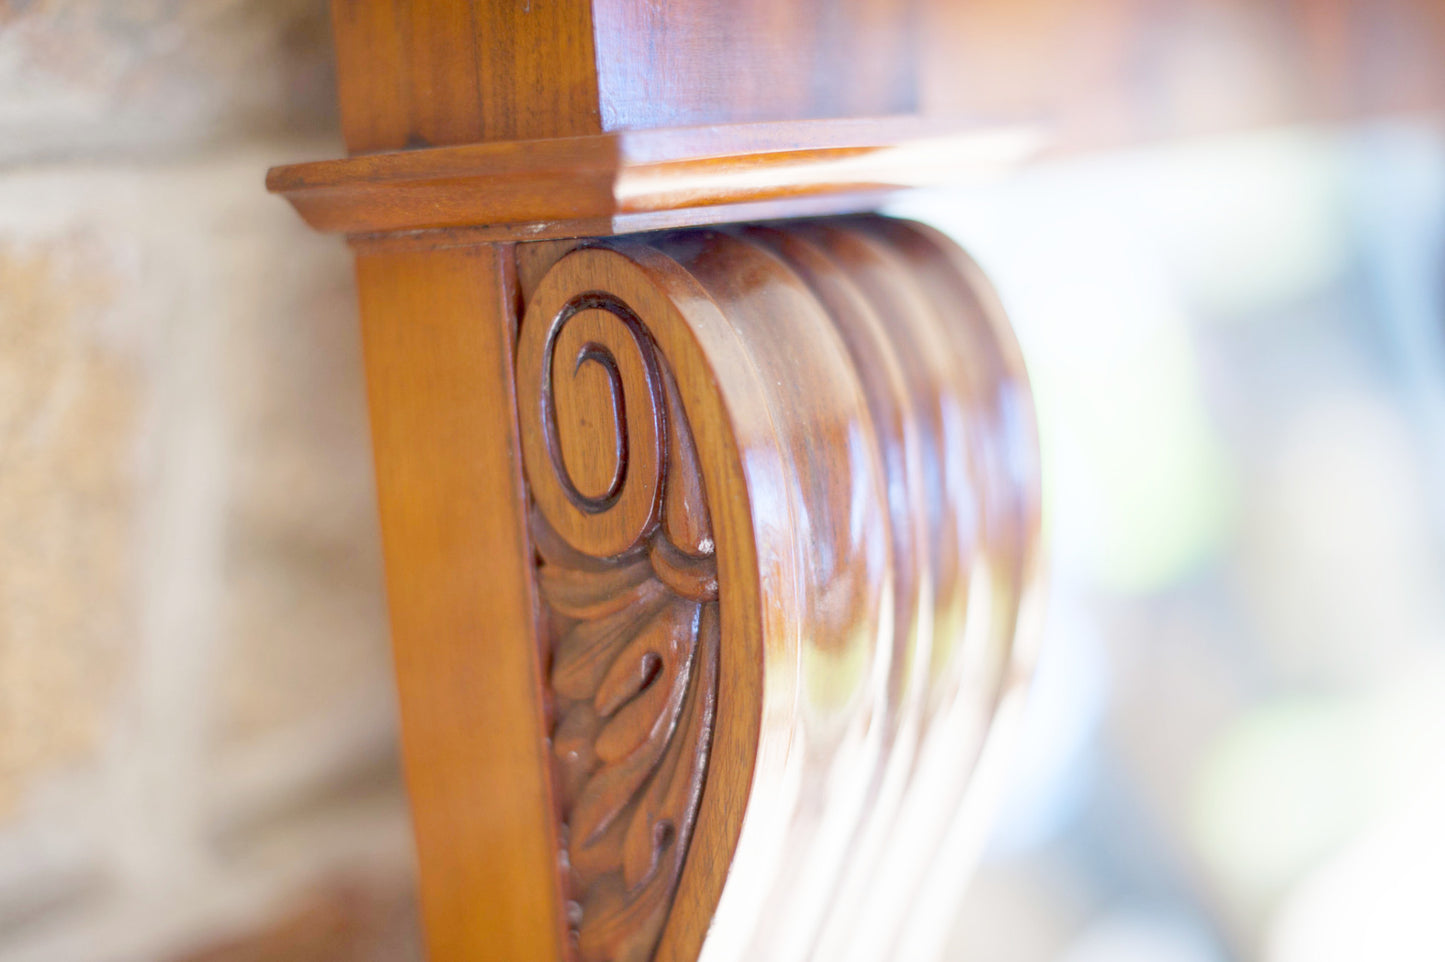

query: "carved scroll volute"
left=515, top=247, right=765, bottom=962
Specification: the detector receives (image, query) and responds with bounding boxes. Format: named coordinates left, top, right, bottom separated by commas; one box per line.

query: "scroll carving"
left=514, top=218, right=1041, bottom=962
left=517, top=270, right=720, bottom=962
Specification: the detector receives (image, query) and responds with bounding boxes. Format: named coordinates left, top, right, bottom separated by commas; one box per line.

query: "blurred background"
left=1, top=2, right=1442, bottom=961
left=901, top=116, right=1445, bottom=962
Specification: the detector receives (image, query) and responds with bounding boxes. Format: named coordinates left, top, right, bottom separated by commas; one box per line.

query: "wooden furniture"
left=269, top=2, right=1443, bottom=960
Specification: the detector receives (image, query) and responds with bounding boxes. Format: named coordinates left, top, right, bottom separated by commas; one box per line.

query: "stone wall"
left=0, top=3, right=419, bottom=958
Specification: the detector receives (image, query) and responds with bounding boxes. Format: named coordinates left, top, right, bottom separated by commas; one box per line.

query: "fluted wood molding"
left=500, top=217, right=1041, bottom=962
left=272, top=6, right=1054, bottom=960
left=271, top=0, right=1445, bottom=956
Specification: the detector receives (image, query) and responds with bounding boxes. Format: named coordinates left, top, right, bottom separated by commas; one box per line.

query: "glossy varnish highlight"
left=497, top=221, right=1040, bottom=962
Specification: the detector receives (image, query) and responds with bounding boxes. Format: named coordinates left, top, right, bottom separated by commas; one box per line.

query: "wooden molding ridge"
left=265, top=118, right=1039, bottom=240
left=505, top=216, right=1042, bottom=962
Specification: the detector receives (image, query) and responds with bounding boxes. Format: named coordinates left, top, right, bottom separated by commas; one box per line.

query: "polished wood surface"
left=266, top=0, right=1441, bottom=959
left=273, top=0, right=1445, bottom=240
left=590, top=0, right=917, bottom=130
left=517, top=250, right=726, bottom=962
left=329, top=0, right=920, bottom=153
left=355, top=245, right=567, bottom=961
left=332, top=0, right=602, bottom=150
left=344, top=212, right=1044, bottom=962
left=330, top=0, right=1443, bottom=157
left=265, top=118, right=1037, bottom=239
left=490, top=220, right=1040, bottom=962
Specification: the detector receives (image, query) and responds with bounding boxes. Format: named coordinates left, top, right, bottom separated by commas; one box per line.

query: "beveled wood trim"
left=265, top=118, right=1039, bottom=237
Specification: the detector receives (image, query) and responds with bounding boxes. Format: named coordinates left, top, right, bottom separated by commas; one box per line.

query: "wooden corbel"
left=269, top=3, right=1044, bottom=960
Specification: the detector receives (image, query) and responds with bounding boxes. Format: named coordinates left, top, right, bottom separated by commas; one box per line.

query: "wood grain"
left=590, top=0, right=918, bottom=129
left=330, top=0, right=920, bottom=153
left=285, top=0, right=1445, bottom=246
left=328, top=0, right=1444, bottom=158
left=354, top=245, right=567, bottom=962
left=282, top=3, right=1443, bottom=961
left=330, top=204, right=1046, bottom=962
left=265, top=118, right=1039, bottom=239
left=345, top=215, right=1047, bottom=962
left=493, top=220, right=1041, bottom=961
left=332, top=0, right=601, bottom=151
left=517, top=256, right=722, bottom=962
left=633, top=219, right=1041, bottom=962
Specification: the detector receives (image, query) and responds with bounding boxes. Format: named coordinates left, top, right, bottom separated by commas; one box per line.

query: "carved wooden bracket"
left=267, top=5, right=1042, bottom=961
left=263, top=0, right=1445, bottom=955
left=505, top=220, right=1041, bottom=962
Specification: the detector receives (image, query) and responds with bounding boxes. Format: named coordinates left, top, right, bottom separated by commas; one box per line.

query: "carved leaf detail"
left=537, top=522, right=717, bottom=962
left=520, top=280, right=719, bottom=962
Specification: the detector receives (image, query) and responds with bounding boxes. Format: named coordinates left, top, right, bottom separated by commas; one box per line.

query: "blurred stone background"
left=0, top=2, right=420, bottom=959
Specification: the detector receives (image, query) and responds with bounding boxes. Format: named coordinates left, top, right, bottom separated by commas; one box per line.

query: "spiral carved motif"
left=517, top=263, right=720, bottom=962
left=515, top=220, right=1040, bottom=962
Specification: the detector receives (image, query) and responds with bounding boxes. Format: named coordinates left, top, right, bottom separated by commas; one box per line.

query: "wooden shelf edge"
left=266, top=117, right=1042, bottom=238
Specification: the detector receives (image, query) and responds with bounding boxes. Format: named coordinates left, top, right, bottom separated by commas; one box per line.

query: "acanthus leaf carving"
left=519, top=267, right=720, bottom=962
